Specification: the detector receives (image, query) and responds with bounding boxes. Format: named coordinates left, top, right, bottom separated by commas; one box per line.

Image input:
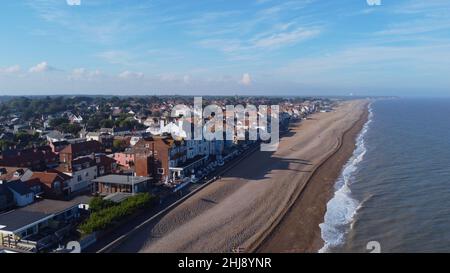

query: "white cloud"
left=199, top=26, right=321, bottom=55
left=29, top=62, right=54, bottom=73
left=157, top=73, right=194, bottom=84
left=185, top=0, right=320, bottom=56
left=72, top=68, right=86, bottom=77
left=119, top=71, right=144, bottom=79
left=253, top=28, right=320, bottom=49
left=367, top=0, right=381, bottom=6
left=240, top=73, right=252, bottom=86
left=0, top=65, right=21, bottom=74
left=66, top=0, right=81, bottom=6
left=372, top=1, right=450, bottom=39
left=69, top=68, right=102, bottom=80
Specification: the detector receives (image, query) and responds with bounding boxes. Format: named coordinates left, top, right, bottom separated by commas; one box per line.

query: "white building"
left=60, top=158, right=98, bottom=193
left=130, top=136, right=142, bottom=146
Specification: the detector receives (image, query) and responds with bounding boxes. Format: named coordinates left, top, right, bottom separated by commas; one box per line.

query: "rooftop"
left=92, top=175, right=150, bottom=185
left=59, top=140, right=103, bottom=155
left=0, top=167, right=30, bottom=181
left=5, top=180, right=33, bottom=195
left=0, top=210, right=50, bottom=232
left=0, top=197, right=86, bottom=232
left=103, top=192, right=132, bottom=203
left=30, top=170, right=72, bottom=186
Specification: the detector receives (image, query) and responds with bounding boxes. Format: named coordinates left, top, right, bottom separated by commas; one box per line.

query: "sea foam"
left=318, top=104, right=373, bottom=253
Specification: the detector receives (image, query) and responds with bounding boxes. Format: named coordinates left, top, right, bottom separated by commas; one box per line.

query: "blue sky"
left=0, top=0, right=450, bottom=96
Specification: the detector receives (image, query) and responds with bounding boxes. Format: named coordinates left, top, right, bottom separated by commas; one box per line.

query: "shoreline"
left=255, top=102, right=370, bottom=253
left=112, top=100, right=368, bottom=253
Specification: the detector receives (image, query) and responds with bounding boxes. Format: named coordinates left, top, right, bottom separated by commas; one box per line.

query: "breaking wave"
left=318, top=104, right=373, bottom=253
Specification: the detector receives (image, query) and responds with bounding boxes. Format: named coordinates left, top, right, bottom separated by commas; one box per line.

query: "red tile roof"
left=59, top=140, right=103, bottom=155
left=0, top=146, right=57, bottom=169
left=30, top=170, right=72, bottom=187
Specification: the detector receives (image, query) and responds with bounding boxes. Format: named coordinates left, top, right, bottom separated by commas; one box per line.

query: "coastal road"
left=113, top=100, right=368, bottom=253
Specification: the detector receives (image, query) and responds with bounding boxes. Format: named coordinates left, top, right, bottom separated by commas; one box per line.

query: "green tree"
left=113, top=139, right=124, bottom=151
left=0, top=140, right=14, bottom=151
left=49, top=117, right=70, bottom=128
left=59, top=123, right=82, bottom=135
left=100, top=119, right=114, bottom=128
left=89, top=197, right=115, bottom=213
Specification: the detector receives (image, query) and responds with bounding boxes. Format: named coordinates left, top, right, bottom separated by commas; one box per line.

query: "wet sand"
left=113, top=100, right=369, bottom=253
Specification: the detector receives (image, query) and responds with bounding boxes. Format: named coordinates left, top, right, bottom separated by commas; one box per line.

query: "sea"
left=319, top=98, right=450, bottom=253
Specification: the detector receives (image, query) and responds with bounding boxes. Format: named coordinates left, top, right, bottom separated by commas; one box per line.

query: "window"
left=78, top=175, right=82, bottom=182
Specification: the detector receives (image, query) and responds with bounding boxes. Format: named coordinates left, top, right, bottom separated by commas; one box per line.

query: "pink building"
left=113, top=152, right=135, bottom=169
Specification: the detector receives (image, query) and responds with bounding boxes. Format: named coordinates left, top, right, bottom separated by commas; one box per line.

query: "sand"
left=256, top=102, right=369, bottom=253
left=113, top=100, right=369, bottom=253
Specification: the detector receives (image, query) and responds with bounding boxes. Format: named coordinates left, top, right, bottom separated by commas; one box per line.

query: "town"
left=0, top=95, right=334, bottom=253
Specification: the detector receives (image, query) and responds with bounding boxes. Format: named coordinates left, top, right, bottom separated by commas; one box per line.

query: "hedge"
left=79, top=193, right=154, bottom=234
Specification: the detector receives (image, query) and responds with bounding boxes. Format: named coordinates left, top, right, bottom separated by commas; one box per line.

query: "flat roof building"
left=92, top=175, right=150, bottom=195
left=0, top=197, right=88, bottom=252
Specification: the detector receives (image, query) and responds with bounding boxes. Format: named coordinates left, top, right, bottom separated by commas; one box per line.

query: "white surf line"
left=318, top=103, right=373, bottom=253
